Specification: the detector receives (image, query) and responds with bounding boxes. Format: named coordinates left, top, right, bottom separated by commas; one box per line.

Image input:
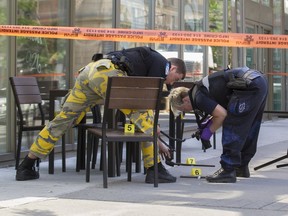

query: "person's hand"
left=158, top=139, right=171, bottom=160
left=200, top=117, right=213, bottom=141
left=200, top=116, right=212, bottom=129
left=200, top=127, right=213, bottom=141
left=157, top=125, right=161, bottom=136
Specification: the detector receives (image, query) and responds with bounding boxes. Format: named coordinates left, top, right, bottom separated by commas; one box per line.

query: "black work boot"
left=236, top=166, right=250, bottom=178
left=145, top=162, right=177, bottom=184
left=206, top=168, right=236, bottom=183
left=16, top=156, right=39, bottom=181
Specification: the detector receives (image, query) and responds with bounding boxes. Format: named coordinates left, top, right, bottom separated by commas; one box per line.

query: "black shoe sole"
left=236, top=171, right=250, bottom=178
left=236, top=167, right=250, bottom=178
left=145, top=168, right=177, bottom=184
left=145, top=178, right=177, bottom=184
left=236, top=174, right=250, bottom=178
left=16, top=172, right=39, bottom=181
left=206, top=177, right=236, bottom=183
left=16, top=175, right=39, bottom=181
left=145, top=175, right=177, bottom=184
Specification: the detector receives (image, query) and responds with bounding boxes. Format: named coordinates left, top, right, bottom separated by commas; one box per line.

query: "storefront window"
left=155, top=0, right=180, bottom=60
left=119, top=0, right=151, bottom=49
left=272, top=0, right=283, bottom=110
left=183, top=0, right=204, bottom=80
left=285, top=31, right=288, bottom=109
left=262, top=0, right=271, bottom=6
left=16, top=0, right=69, bottom=89
left=74, top=0, right=114, bottom=71
left=15, top=0, right=70, bottom=151
left=209, top=0, right=231, bottom=72
left=246, top=26, right=255, bottom=69
left=0, top=0, right=8, bottom=153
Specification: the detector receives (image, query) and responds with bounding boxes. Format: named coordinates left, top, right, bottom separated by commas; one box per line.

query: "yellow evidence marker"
left=191, top=168, right=202, bottom=177
left=186, top=157, right=196, bottom=164
left=124, top=123, right=135, bottom=134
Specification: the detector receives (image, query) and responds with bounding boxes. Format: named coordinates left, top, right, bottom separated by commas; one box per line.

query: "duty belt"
left=105, top=54, right=134, bottom=76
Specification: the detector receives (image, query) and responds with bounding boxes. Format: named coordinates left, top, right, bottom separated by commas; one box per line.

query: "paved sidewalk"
left=0, top=118, right=288, bottom=216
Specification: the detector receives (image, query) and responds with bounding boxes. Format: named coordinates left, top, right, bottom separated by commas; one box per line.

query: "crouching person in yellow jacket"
left=16, top=46, right=186, bottom=183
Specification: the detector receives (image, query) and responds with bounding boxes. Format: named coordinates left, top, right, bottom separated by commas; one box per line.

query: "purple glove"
left=200, top=127, right=213, bottom=141
left=200, top=117, right=212, bottom=129
left=200, top=119, right=213, bottom=141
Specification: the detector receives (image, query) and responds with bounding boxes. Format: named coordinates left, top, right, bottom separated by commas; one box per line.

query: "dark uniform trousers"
left=221, top=72, right=268, bottom=170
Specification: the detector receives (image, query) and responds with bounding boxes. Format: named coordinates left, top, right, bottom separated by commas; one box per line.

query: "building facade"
left=0, top=0, right=288, bottom=163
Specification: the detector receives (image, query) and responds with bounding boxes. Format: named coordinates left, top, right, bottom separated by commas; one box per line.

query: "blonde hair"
left=168, top=87, right=189, bottom=117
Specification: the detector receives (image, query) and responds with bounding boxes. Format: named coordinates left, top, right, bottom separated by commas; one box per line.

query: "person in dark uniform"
left=16, top=46, right=187, bottom=184
left=169, top=66, right=268, bottom=183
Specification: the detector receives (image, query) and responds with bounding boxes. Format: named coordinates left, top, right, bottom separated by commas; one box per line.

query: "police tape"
left=1, top=24, right=288, bottom=49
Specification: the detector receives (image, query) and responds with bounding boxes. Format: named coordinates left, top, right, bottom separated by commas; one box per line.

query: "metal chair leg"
left=15, top=129, right=23, bottom=169
left=254, top=149, right=288, bottom=170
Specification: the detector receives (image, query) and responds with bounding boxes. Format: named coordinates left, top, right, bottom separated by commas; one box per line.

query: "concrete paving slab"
left=0, top=119, right=288, bottom=216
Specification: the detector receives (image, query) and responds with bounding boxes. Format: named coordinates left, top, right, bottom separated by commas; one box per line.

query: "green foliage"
left=0, top=6, right=7, bottom=24
left=0, top=6, right=7, bottom=70
left=16, top=0, right=56, bottom=74
left=209, top=0, right=232, bottom=68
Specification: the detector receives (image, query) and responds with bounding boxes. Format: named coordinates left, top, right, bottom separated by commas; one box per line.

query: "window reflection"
left=155, top=0, right=179, bottom=59
left=119, top=0, right=151, bottom=49
left=0, top=0, right=8, bottom=153
left=16, top=0, right=69, bottom=89
left=15, top=0, right=70, bottom=151
left=245, top=26, right=255, bottom=69
left=74, top=0, right=113, bottom=71
left=209, top=1, right=230, bottom=73
left=262, top=0, right=271, bottom=7
left=273, top=0, right=283, bottom=110
left=184, top=0, right=205, bottom=80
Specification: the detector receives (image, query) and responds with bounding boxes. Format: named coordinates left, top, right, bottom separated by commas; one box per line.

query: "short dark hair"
left=168, top=57, right=187, bottom=80
left=92, top=53, right=103, bottom=61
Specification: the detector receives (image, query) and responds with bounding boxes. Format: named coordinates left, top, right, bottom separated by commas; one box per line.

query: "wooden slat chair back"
left=86, top=76, right=164, bottom=188
left=9, top=77, right=46, bottom=169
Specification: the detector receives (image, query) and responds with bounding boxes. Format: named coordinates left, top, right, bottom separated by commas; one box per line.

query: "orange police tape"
left=1, top=24, right=288, bottom=49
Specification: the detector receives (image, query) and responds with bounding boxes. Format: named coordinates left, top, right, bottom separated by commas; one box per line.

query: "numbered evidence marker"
left=186, top=157, right=196, bottom=164
left=191, top=168, right=202, bottom=177
left=124, top=123, right=135, bottom=134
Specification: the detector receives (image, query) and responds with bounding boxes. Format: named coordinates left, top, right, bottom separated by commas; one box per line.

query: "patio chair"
left=86, top=76, right=164, bottom=188
left=9, top=76, right=46, bottom=169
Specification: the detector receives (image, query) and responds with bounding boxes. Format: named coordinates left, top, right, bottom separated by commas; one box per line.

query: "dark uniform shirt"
left=191, top=67, right=251, bottom=115
left=106, top=46, right=170, bottom=78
